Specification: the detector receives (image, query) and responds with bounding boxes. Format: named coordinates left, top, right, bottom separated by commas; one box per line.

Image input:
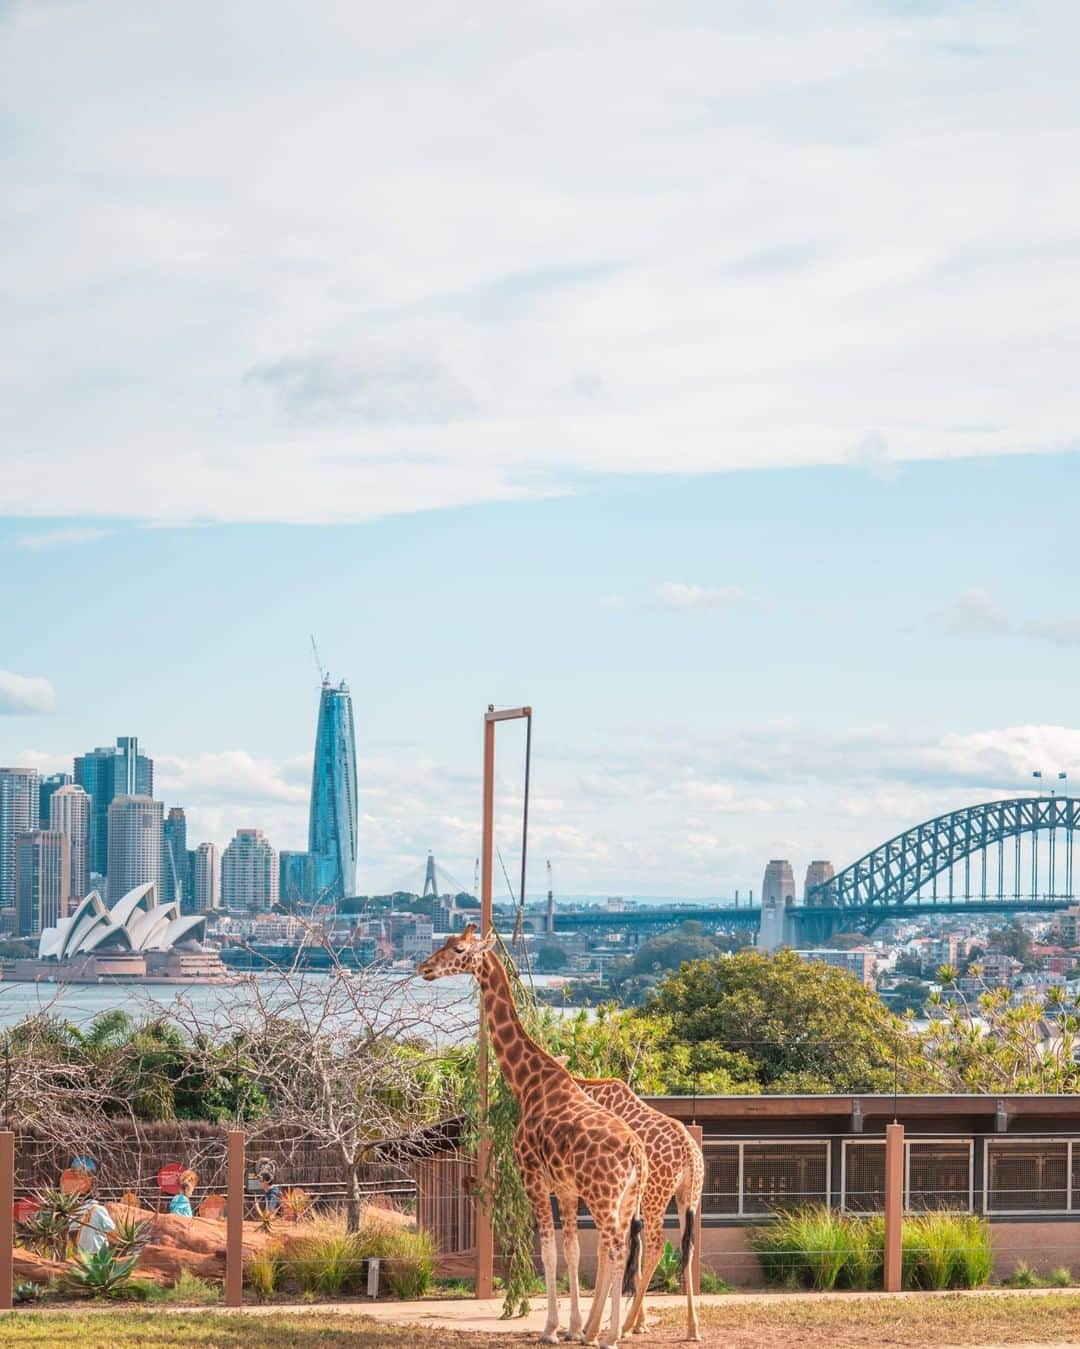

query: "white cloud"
left=654, top=582, right=747, bottom=612
left=154, top=751, right=308, bottom=806
left=14, top=527, right=113, bottom=552
left=2, top=4, right=1080, bottom=522
left=931, top=588, right=1010, bottom=636
left=0, top=670, right=56, bottom=715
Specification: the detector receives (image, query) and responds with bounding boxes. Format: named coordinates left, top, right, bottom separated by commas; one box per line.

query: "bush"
left=1047, top=1266, right=1074, bottom=1288
left=751, top=1207, right=991, bottom=1292
left=111, top=1211, right=154, bottom=1261
left=289, top=1228, right=365, bottom=1297
left=245, top=1242, right=285, bottom=1300
left=58, top=1246, right=144, bottom=1300
left=699, top=1268, right=734, bottom=1294
left=381, top=1229, right=435, bottom=1300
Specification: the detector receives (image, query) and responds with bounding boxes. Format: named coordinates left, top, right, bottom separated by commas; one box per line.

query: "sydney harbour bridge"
left=520, top=796, right=1080, bottom=946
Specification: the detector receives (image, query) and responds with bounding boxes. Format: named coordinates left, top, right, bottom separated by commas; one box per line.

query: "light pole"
left=475, top=704, right=532, bottom=1300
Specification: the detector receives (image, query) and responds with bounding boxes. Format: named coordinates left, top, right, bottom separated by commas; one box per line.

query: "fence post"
left=225, top=1129, right=245, bottom=1308
left=686, top=1124, right=703, bottom=1296
left=0, top=1131, right=12, bottom=1312
left=884, top=1122, right=904, bottom=1293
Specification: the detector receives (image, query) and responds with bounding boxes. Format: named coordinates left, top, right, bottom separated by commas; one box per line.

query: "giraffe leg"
left=599, top=1224, right=628, bottom=1349
left=580, top=1247, right=611, bottom=1346
left=557, top=1192, right=584, bottom=1341
left=623, top=1211, right=664, bottom=1335
left=678, top=1151, right=704, bottom=1341
left=516, top=1143, right=560, bottom=1344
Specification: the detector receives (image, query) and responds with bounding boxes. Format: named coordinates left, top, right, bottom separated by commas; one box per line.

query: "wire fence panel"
left=907, top=1140, right=973, bottom=1212
left=842, top=1141, right=885, bottom=1213
left=985, top=1139, right=1072, bottom=1215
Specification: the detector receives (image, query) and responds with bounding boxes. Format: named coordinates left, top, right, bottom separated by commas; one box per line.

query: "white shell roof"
left=37, top=883, right=206, bottom=960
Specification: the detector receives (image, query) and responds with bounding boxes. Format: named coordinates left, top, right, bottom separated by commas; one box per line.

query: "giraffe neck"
left=477, top=951, right=559, bottom=1101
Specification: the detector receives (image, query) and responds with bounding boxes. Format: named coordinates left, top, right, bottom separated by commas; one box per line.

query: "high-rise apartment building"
left=0, top=768, right=40, bottom=917
left=49, top=784, right=91, bottom=904
left=308, top=678, right=358, bottom=901
left=15, top=829, right=71, bottom=937
left=193, top=841, right=221, bottom=912
left=106, top=794, right=163, bottom=901
left=221, top=829, right=278, bottom=911
left=279, top=850, right=315, bottom=905
left=39, top=772, right=72, bottom=827
left=74, top=736, right=153, bottom=878
left=163, top=806, right=191, bottom=911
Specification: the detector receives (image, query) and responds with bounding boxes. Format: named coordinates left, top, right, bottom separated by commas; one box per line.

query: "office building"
left=163, top=806, right=191, bottom=911
left=15, top=829, right=71, bottom=938
left=279, top=850, right=315, bottom=905
left=39, top=772, right=72, bottom=827
left=49, top=783, right=91, bottom=904
left=308, top=677, right=358, bottom=901
left=221, top=828, right=278, bottom=911
left=74, top=736, right=153, bottom=878
left=0, top=768, right=40, bottom=917
left=799, top=948, right=875, bottom=987
left=193, top=842, right=221, bottom=913
left=106, top=795, right=163, bottom=901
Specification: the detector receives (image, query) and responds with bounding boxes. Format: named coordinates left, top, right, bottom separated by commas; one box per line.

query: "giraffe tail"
left=622, top=1213, right=644, bottom=1297
left=680, top=1206, right=696, bottom=1285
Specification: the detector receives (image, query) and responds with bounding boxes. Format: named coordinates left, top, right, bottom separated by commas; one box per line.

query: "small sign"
left=157, top=1163, right=184, bottom=1195
left=367, top=1257, right=380, bottom=1298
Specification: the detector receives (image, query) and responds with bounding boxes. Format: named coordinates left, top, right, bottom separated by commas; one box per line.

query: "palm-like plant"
left=112, top=1210, right=154, bottom=1260
left=18, top=1186, right=85, bottom=1260
left=59, top=1245, right=141, bottom=1299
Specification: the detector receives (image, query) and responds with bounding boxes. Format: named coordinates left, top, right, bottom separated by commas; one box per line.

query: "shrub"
left=58, top=1246, right=143, bottom=1300
left=14, top=1281, right=45, bottom=1304
left=752, top=1206, right=991, bottom=1293
left=1047, top=1266, right=1073, bottom=1288
left=649, top=1240, right=682, bottom=1294
left=1006, top=1259, right=1042, bottom=1289
left=699, top=1268, right=734, bottom=1294
left=246, top=1242, right=285, bottom=1300
left=112, top=1211, right=154, bottom=1261
left=19, top=1187, right=85, bottom=1261
left=161, top=1269, right=221, bottom=1304
left=381, top=1228, right=436, bottom=1299
left=289, top=1228, right=365, bottom=1297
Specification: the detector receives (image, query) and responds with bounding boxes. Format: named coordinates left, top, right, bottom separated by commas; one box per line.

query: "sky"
left=2, top=1, right=1080, bottom=897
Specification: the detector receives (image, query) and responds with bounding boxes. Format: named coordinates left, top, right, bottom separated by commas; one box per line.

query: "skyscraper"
left=280, top=850, right=315, bottom=905
left=308, top=677, right=358, bottom=901
left=15, top=829, right=70, bottom=937
left=163, top=806, right=191, bottom=911
left=49, top=784, right=91, bottom=904
left=39, top=772, right=73, bottom=827
left=221, top=829, right=278, bottom=911
left=0, top=768, right=40, bottom=918
left=193, top=841, right=221, bottom=913
left=106, top=795, right=163, bottom=901
left=74, top=736, right=153, bottom=879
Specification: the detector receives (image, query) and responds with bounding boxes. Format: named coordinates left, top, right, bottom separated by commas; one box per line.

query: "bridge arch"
left=806, top=795, right=1079, bottom=913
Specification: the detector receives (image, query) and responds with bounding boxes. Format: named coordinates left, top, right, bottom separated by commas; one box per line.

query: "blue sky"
left=3, top=2, right=1080, bottom=895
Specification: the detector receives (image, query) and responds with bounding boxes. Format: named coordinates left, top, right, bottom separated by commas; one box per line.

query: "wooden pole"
left=475, top=705, right=531, bottom=1301
left=225, top=1129, right=245, bottom=1307
left=475, top=712, right=496, bottom=1299
left=686, top=1123, right=703, bottom=1297
left=883, top=1122, right=904, bottom=1292
left=0, top=1131, right=13, bottom=1312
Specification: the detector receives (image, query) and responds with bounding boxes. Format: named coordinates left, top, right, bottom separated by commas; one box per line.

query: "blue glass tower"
left=308, top=678, right=358, bottom=901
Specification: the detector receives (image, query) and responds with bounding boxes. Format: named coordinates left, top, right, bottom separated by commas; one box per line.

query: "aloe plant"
left=59, top=1246, right=142, bottom=1299
left=112, top=1210, right=154, bottom=1260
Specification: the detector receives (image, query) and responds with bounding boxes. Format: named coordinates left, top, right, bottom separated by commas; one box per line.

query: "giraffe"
left=418, top=925, right=647, bottom=1347
left=562, top=1068, right=704, bottom=1340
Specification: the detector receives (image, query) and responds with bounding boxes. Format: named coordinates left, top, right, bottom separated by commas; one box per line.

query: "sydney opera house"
left=4, top=883, right=230, bottom=983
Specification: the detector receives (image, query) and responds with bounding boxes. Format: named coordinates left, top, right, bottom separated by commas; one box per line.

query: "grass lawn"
left=3, top=1294, right=1080, bottom=1347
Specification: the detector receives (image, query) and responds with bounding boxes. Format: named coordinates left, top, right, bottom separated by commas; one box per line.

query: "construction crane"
left=310, top=634, right=328, bottom=684
left=546, top=859, right=555, bottom=935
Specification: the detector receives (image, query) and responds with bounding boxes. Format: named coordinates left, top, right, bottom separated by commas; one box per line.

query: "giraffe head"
left=417, top=923, right=497, bottom=981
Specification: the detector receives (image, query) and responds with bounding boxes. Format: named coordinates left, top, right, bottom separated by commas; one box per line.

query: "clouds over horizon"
left=0, top=670, right=56, bottom=716
left=932, top=589, right=1080, bottom=647
left=3, top=3, right=1080, bottom=523
left=8, top=719, right=1077, bottom=895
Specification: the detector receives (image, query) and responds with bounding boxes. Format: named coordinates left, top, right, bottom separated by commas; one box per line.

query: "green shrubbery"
left=750, top=1207, right=991, bottom=1292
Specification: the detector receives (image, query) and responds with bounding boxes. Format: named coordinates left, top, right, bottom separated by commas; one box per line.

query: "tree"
left=533, top=942, right=568, bottom=973
left=917, top=972, right=1080, bottom=1093
left=640, top=948, right=916, bottom=1094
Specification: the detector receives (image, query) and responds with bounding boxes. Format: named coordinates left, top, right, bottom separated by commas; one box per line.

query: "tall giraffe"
left=565, top=1070, right=703, bottom=1340
left=418, top=926, right=647, bottom=1347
